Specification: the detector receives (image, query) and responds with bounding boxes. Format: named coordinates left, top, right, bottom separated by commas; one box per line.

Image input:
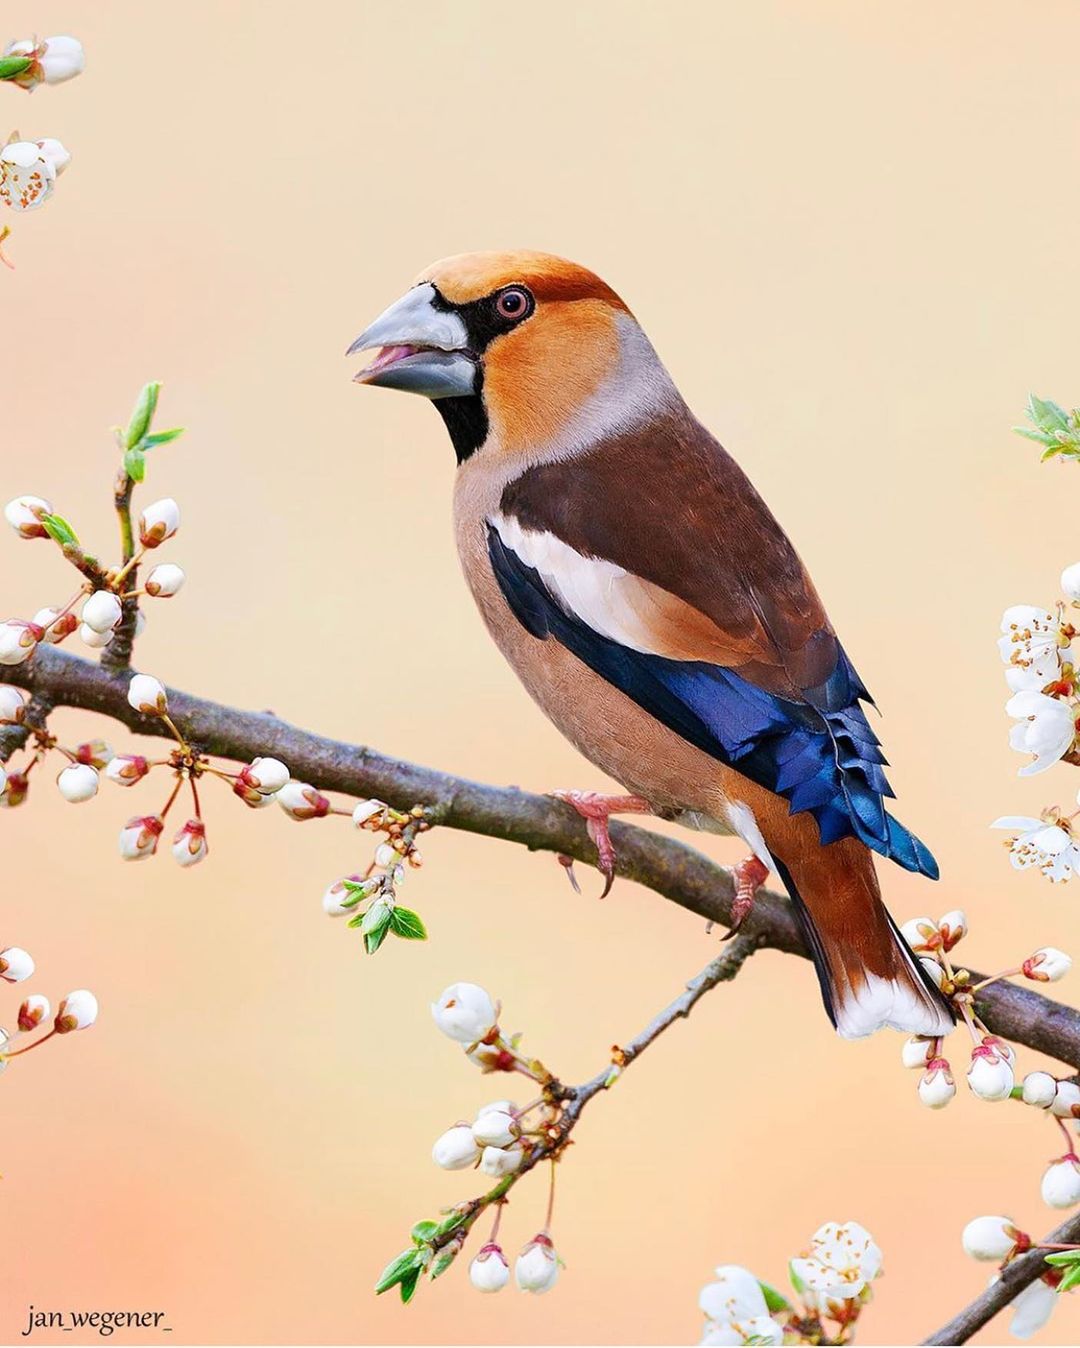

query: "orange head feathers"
left=348, top=251, right=676, bottom=463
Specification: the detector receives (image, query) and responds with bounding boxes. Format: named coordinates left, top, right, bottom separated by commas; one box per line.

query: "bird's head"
left=348, top=250, right=675, bottom=465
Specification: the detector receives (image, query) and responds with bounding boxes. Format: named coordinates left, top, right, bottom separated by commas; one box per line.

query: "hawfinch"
left=349, top=251, right=952, bottom=1040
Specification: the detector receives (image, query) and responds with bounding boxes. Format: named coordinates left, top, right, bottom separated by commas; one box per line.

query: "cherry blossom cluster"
left=0, top=941, right=96, bottom=1073
left=0, top=33, right=84, bottom=263
left=961, top=1214, right=1079, bottom=1339
left=376, top=982, right=565, bottom=1303
left=697, top=1222, right=881, bottom=1346
left=897, top=912, right=1080, bottom=1219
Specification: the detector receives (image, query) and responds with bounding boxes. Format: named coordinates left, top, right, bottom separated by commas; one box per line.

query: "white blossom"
left=1040, top=1155, right=1080, bottom=1208
left=991, top=816, right=1079, bottom=880
left=138, top=498, right=180, bottom=548
left=145, top=563, right=185, bottom=598
left=119, top=814, right=163, bottom=861
left=998, top=606, right=1065, bottom=693
left=0, top=946, right=34, bottom=983
left=1021, top=1071, right=1058, bottom=1109
left=54, top=989, right=97, bottom=1032
left=171, top=819, right=207, bottom=868
left=469, top=1243, right=510, bottom=1292
left=967, top=1046, right=1014, bottom=1102
left=472, top=1108, right=520, bottom=1148
left=514, top=1233, right=559, bottom=1293
left=431, top=1124, right=480, bottom=1170
left=275, top=781, right=330, bottom=821
left=3, top=36, right=85, bottom=90
left=0, top=140, right=65, bottom=212
left=699, top=1266, right=769, bottom=1324
left=17, top=993, right=49, bottom=1031
left=57, top=762, right=99, bottom=803
left=1006, top=691, right=1075, bottom=776
left=81, top=590, right=122, bottom=634
left=1062, top=562, right=1080, bottom=603
left=35, top=138, right=70, bottom=176
left=3, top=494, right=51, bottom=538
left=961, top=1215, right=1020, bottom=1261
left=1006, top=1276, right=1058, bottom=1339
left=0, top=619, right=39, bottom=665
left=789, top=1221, right=882, bottom=1300
left=127, top=673, right=168, bottom=716
left=431, top=982, right=498, bottom=1044
left=479, top=1143, right=523, bottom=1177
left=1022, top=947, right=1072, bottom=982
left=0, top=686, right=26, bottom=724
left=919, top=1058, right=956, bottom=1109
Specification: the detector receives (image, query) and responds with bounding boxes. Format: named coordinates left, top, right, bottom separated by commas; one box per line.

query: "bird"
left=347, top=250, right=953, bottom=1040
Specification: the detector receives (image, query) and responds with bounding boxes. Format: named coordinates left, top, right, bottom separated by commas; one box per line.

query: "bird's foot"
left=551, top=790, right=652, bottom=898
left=723, top=854, right=769, bottom=939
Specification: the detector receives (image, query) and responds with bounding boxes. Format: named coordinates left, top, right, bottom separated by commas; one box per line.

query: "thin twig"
left=922, top=1210, right=1080, bottom=1345
left=100, top=467, right=138, bottom=673
left=1, top=645, right=1079, bottom=1067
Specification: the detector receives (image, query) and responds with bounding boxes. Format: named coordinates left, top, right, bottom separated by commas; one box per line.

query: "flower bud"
left=231, top=779, right=277, bottom=808
left=0, top=946, right=34, bottom=983
left=239, top=757, right=289, bottom=796
left=900, top=916, right=939, bottom=951
left=119, top=814, right=164, bottom=860
left=17, top=993, right=49, bottom=1032
left=145, top=563, right=185, bottom=598
left=961, top=1215, right=1022, bottom=1261
left=431, top=1124, right=480, bottom=1170
left=322, top=875, right=366, bottom=917
left=127, top=673, right=168, bottom=716
left=1022, top=1071, right=1058, bottom=1109
left=105, top=754, right=150, bottom=787
left=79, top=622, right=112, bottom=649
left=74, top=740, right=114, bottom=769
left=1, top=771, right=29, bottom=808
left=1022, top=947, right=1072, bottom=983
left=0, top=619, right=41, bottom=665
left=138, top=498, right=180, bottom=548
left=473, top=1108, right=520, bottom=1148
left=276, top=781, right=330, bottom=821
left=479, top=1143, right=524, bottom=1177
left=0, top=686, right=26, bottom=724
left=515, top=1233, right=559, bottom=1294
left=937, top=909, right=967, bottom=951
left=172, top=819, right=207, bottom=868
left=431, top=982, right=498, bottom=1044
left=901, top=1035, right=935, bottom=1069
left=466, top=1042, right=518, bottom=1073
left=1041, top=1155, right=1080, bottom=1209
left=1062, top=562, right=1080, bottom=602
left=1051, top=1081, right=1080, bottom=1120
left=967, top=1046, right=1015, bottom=1102
left=81, top=590, right=122, bottom=634
left=57, top=762, right=99, bottom=804
left=3, top=36, right=85, bottom=90
left=351, top=799, right=384, bottom=827
left=33, top=607, right=77, bottom=643
left=469, top=1243, right=510, bottom=1293
left=54, top=989, right=97, bottom=1033
left=4, top=494, right=52, bottom=538
left=919, top=1057, right=956, bottom=1109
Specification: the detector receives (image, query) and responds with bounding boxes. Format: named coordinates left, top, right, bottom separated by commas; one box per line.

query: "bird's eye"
left=495, top=287, right=532, bottom=321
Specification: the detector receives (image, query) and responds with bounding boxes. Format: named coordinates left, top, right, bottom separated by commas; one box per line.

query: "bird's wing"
left=489, top=420, right=936, bottom=878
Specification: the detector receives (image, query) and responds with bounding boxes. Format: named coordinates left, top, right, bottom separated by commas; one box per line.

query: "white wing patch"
left=490, top=511, right=667, bottom=655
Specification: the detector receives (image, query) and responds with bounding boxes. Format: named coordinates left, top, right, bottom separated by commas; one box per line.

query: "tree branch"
left=922, top=1210, right=1080, bottom=1345
left=2, top=645, right=1080, bottom=1068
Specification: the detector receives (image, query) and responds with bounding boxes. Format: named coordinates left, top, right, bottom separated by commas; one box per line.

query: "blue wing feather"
left=488, top=525, right=938, bottom=880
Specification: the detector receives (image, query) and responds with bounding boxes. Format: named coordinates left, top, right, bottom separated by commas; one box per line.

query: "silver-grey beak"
left=348, top=282, right=477, bottom=399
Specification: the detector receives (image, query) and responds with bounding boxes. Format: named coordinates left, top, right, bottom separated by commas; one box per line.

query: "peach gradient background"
left=3, top=2, right=1080, bottom=1344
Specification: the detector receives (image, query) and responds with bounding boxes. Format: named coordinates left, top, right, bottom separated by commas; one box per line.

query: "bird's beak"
left=347, top=282, right=478, bottom=399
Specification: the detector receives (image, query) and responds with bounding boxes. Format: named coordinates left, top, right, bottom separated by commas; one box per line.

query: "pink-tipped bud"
left=1022, top=948, right=1072, bottom=983
left=75, top=740, right=114, bottom=770
left=238, top=756, right=290, bottom=796
left=105, top=754, right=150, bottom=788
left=937, top=909, right=967, bottom=952
left=57, top=762, right=99, bottom=804
left=138, top=498, right=180, bottom=548
left=967, top=1044, right=1015, bottom=1102
left=127, top=673, right=168, bottom=717
left=275, top=781, right=330, bottom=821
left=0, top=771, right=29, bottom=808
left=0, top=619, right=42, bottom=666
left=4, top=495, right=52, bottom=539
left=17, top=993, right=49, bottom=1032
left=171, top=819, right=207, bottom=868
left=0, top=946, right=34, bottom=983
left=119, top=814, right=164, bottom=861
left=0, top=686, right=27, bottom=725
left=54, top=989, right=97, bottom=1033
left=469, top=1243, right=510, bottom=1293
left=33, top=607, right=78, bottom=644
left=918, top=1057, right=956, bottom=1109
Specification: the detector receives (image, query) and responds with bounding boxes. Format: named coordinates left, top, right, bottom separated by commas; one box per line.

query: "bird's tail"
left=772, top=841, right=954, bottom=1040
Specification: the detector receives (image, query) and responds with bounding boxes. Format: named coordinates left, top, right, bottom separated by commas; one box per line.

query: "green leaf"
left=435, top=1211, right=466, bottom=1238
left=398, top=1268, right=421, bottom=1304
left=1013, top=426, right=1057, bottom=447
left=374, top=1248, right=422, bottom=1295
left=788, top=1260, right=807, bottom=1295
left=139, top=427, right=185, bottom=450
left=758, top=1280, right=792, bottom=1313
left=0, top=55, right=32, bottom=80
left=123, top=446, right=147, bottom=483
left=365, top=924, right=390, bottom=956
left=39, top=513, right=79, bottom=547
left=1028, top=394, right=1071, bottom=434
left=125, top=382, right=161, bottom=450
left=390, top=907, right=427, bottom=940
left=1059, top=1265, right=1080, bottom=1293
left=361, top=899, right=391, bottom=937
left=410, top=1220, right=439, bottom=1244
left=1044, top=1251, right=1080, bottom=1267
